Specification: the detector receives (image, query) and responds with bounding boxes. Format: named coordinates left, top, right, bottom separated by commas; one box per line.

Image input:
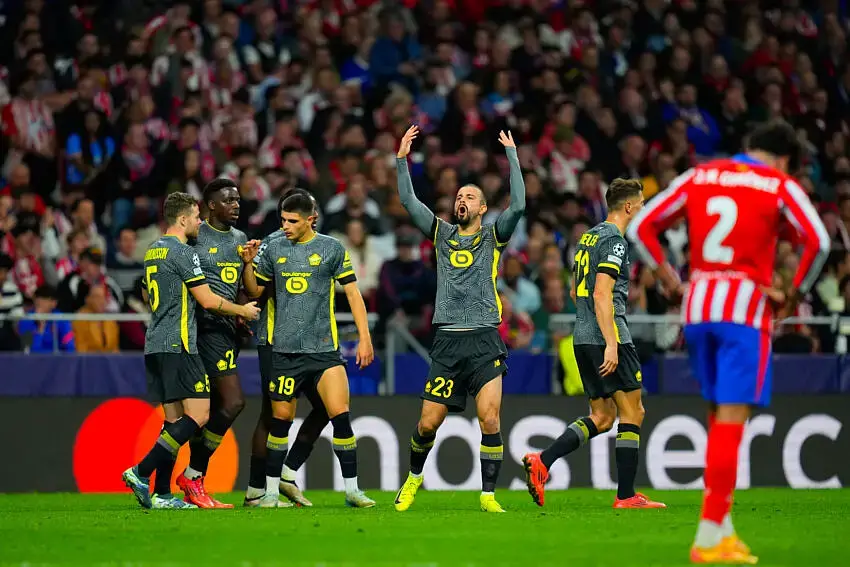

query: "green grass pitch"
left=0, top=489, right=847, bottom=566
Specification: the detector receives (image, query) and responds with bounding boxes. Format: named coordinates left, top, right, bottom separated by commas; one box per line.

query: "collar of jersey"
left=457, top=227, right=482, bottom=237
left=731, top=154, right=766, bottom=167
left=204, top=221, right=231, bottom=234
left=295, top=232, right=317, bottom=245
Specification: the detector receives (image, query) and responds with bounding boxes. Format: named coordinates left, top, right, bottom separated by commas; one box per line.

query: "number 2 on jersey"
left=573, top=249, right=590, bottom=297
left=704, top=196, right=737, bottom=265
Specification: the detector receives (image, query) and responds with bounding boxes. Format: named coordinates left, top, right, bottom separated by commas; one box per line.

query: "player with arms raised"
left=627, top=121, right=830, bottom=564
left=242, top=193, right=375, bottom=508
left=177, top=179, right=252, bottom=508
left=243, top=189, right=330, bottom=508
left=122, top=192, right=259, bottom=510
left=393, top=126, right=525, bottom=513
left=523, top=178, right=666, bottom=510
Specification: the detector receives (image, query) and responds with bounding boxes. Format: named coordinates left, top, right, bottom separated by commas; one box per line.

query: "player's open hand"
left=356, top=339, right=374, bottom=369
left=240, top=301, right=261, bottom=321
left=599, top=344, right=619, bottom=377
left=397, top=125, right=419, bottom=159
left=498, top=130, right=516, bottom=148
left=239, top=240, right=261, bottom=264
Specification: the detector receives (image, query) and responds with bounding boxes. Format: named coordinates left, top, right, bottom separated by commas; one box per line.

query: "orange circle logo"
left=73, top=398, right=239, bottom=494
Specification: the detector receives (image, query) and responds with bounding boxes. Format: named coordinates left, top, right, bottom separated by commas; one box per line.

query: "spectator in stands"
left=336, top=219, right=381, bottom=309
left=72, top=283, right=119, bottom=353
left=107, top=228, right=144, bottom=296
left=498, top=292, right=534, bottom=350
left=64, top=199, right=106, bottom=256
left=498, top=253, right=541, bottom=316
left=11, top=224, right=46, bottom=300
left=57, top=247, right=122, bottom=314
left=376, top=230, right=435, bottom=346
left=55, top=228, right=90, bottom=282
left=64, top=110, right=115, bottom=197
left=18, top=285, right=75, bottom=353
left=0, top=253, right=23, bottom=350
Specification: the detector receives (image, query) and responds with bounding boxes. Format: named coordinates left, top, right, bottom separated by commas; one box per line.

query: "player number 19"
left=704, top=196, right=737, bottom=265
left=275, top=376, right=295, bottom=395
left=145, top=265, right=159, bottom=311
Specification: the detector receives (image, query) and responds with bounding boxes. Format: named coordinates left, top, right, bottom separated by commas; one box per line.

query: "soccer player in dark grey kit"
left=122, top=192, right=260, bottom=510
left=243, top=188, right=331, bottom=508
left=177, top=178, right=252, bottom=509
left=522, top=178, right=665, bottom=509
left=393, top=126, right=525, bottom=513
left=242, top=193, right=375, bottom=508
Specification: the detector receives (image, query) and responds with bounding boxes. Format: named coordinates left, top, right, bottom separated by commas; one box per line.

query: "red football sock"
left=701, top=421, right=744, bottom=524
left=707, top=411, right=716, bottom=431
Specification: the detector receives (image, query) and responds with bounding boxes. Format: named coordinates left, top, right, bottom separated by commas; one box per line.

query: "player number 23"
left=430, top=376, right=454, bottom=398
left=704, top=196, right=737, bottom=265
left=145, top=265, right=159, bottom=311
left=274, top=376, right=295, bottom=395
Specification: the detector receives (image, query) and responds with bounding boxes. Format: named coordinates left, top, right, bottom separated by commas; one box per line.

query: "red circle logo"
left=73, top=398, right=239, bottom=493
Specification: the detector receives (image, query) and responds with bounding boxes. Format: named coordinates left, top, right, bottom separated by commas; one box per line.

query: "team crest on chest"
left=309, top=253, right=322, bottom=266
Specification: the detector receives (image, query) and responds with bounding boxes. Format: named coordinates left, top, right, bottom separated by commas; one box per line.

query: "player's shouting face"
left=455, top=185, right=487, bottom=228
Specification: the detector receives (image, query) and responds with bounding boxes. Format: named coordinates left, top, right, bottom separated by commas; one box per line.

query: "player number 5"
left=145, top=265, right=159, bottom=311
left=704, top=196, right=737, bottom=265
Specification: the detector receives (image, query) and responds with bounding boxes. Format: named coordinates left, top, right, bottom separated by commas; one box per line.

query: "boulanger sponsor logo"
left=0, top=397, right=846, bottom=492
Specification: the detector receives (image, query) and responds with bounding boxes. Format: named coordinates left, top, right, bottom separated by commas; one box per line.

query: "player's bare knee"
left=221, top=395, right=246, bottom=421
left=271, top=402, right=295, bottom=421
left=478, top=413, right=500, bottom=435
left=325, top=404, right=350, bottom=420
left=186, top=408, right=210, bottom=428
left=590, top=410, right=615, bottom=433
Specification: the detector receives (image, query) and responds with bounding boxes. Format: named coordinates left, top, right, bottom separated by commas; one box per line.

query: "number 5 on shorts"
left=274, top=376, right=295, bottom=396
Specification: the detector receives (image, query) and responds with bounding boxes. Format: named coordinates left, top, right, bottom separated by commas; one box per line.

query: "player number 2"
left=704, top=196, right=737, bottom=265
left=431, top=376, right=454, bottom=398
left=145, top=265, right=159, bottom=311
left=224, top=349, right=236, bottom=369
left=276, top=376, right=295, bottom=395
left=573, top=249, right=590, bottom=297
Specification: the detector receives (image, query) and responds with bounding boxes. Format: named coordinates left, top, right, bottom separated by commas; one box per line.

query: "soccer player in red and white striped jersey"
left=627, top=121, right=830, bottom=564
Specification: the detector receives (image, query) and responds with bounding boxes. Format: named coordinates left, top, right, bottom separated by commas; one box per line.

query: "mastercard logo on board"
left=72, top=398, right=239, bottom=493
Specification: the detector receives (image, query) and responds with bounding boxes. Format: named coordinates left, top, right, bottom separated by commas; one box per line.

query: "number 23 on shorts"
left=271, top=376, right=295, bottom=395
left=425, top=376, right=454, bottom=398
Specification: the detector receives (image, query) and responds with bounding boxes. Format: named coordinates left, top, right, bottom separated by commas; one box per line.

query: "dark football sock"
left=409, top=429, right=436, bottom=475
left=186, top=411, right=231, bottom=477
left=480, top=432, right=504, bottom=493
left=331, top=412, right=358, bottom=479
left=284, top=407, right=329, bottom=473
left=540, top=417, right=599, bottom=470
left=137, top=416, right=199, bottom=478
left=616, top=423, right=641, bottom=500
left=265, top=418, right=292, bottom=480
left=248, top=456, right=266, bottom=491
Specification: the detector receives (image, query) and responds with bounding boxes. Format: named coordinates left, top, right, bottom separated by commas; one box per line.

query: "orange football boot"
left=522, top=453, right=549, bottom=506
left=613, top=492, right=667, bottom=509
left=176, top=474, right=233, bottom=509
left=691, top=537, right=758, bottom=565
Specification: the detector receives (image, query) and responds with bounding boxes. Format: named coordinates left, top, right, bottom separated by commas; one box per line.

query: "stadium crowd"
left=0, top=0, right=849, bottom=359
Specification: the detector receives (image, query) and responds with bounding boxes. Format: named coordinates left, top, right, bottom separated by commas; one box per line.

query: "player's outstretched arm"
left=396, top=125, right=437, bottom=238
left=494, top=130, right=526, bottom=244
left=189, top=284, right=260, bottom=320
left=592, top=273, right=619, bottom=376
left=343, top=281, right=374, bottom=369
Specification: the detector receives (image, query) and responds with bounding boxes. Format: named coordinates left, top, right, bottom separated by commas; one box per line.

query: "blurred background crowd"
left=1, top=0, right=850, bottom=363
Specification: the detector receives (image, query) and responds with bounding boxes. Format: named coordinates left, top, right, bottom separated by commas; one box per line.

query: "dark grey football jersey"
left=194, top=222, right=248, bottom=334
left=572, top=221, right=632, bottom=345
left=432, top=219, right=508, bottom=329
left=254, top=229, right=287, bottom=346
left=255, top=233, right=356, bottom=353
left=143, top=235, right=207, bottom=354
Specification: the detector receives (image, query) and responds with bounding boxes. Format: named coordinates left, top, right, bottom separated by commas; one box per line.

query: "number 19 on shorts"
left=271, top=376, right=295, bottom=395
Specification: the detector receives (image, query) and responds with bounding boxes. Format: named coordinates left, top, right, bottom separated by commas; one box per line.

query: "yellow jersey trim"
left=180, top=284, right=190, bottom=351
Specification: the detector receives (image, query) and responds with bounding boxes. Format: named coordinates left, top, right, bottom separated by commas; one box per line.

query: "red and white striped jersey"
left=627, top=155, right=830, bottom=332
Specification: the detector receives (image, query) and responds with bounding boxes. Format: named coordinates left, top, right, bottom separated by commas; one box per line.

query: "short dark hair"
left=163, top=192, right=198, bottom=226
left=34, top=285, right=57, bottom=300
left=747, top=120, right=802, bottom=171
left=202, top=178, right=238, bottom=208
left=281, top=193, right=316, bottom=218
left=606, top=178, right=643, bottom=210
left=278, top=188, right=317, bottom=220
